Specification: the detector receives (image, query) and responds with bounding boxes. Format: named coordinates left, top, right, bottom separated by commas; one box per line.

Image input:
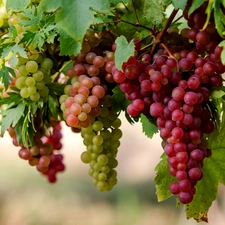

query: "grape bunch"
left=80, top=95, right=122, bottom=191
left=110, top=18, right=224, bottom=203
left=15, top=54, right=53, bottom=102
left=7, top=120, right=65, bottom=183
left=59, top=33, right=116, bottom=129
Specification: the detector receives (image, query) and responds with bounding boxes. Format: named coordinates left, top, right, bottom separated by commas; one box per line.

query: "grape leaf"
left=111, top=86, right=129, bottom=112
left=213, top=0, right=225, bottom=37
left=219, top=40, right=225, bottom=64
left=58, top=28, right=82, bottom=56
left=5, top=0, right=30, bottom=11
left=188, top=0, right=205, bottom=16
left=154, top=153, right=177, bottom=202
left=2, top=44, right=28, bottom=68
left=115, top=35, right=135, bottom=70
left=0, top=92, right=21, bottom=105
left=185, top=127, right=225, bottom=222
left=55, top=0, right=111, bottom=42
left=19, top=6, right=57, bottom=50
left=0, top=64, right=16, bottom=90
left=140, top=114, right=158, bottom=139
left=40, top=0, right=62, bottom=12
left=1, top=103, right=25, bottom=136
left=142, top=0, right=166, bottom=25
left=171, top=0, right=188, bottom=10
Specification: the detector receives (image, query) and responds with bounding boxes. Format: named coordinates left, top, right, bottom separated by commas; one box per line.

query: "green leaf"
left=1, top=103, right=25, bottom=135
left=154, top=153, right=176, bottom=202
left=6, top=0, right=30, bottom=11
left=185, top=100, right=225, bottom=222
left=185, top=127, right=225, bottom=222
left=171, top=0, right=188, bottom=10
left=211, top=89, right=225, bottom=99
left=0, top=64, right=16, bottom=90
left=0, top=92, right=21, bottom=105
left=140, top=114, right=158, bottom=138
left=213, top=0, right=225, bottom=37
left=115, top=35, right=135, bottom=70
left=188, top=0, right=205, bottom=16
left=2, top=44, right=28, bottom=68
left=219, top=40, right=225, bottom=64
left=19, top=5, right=57, bottom=50
left=55, top=0, right=111, bottom=42
left=58, top=28, right=82, bottom=56
left=40, top=0, right=62, bottom=12
left=142, top=0, right=166, bottom=25
left=111, top=86, right=128, bottom=112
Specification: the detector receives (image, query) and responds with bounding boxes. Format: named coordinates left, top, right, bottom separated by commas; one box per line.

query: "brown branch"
left=0, top=31, right=8, bottom=38
left=160, top=43, right=176, bottom=59
left=110, top=10, right=154, bottom=32
left=131, top=0, right=140, bottom=25
left=150, top=8, right=179, bottom=55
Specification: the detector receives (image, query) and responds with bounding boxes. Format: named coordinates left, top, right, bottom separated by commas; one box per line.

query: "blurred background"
left=0, top=113, right=225, bottom=225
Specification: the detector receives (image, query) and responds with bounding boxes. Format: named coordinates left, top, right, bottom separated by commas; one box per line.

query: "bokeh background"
left=0, top=113, right=225, bottom=225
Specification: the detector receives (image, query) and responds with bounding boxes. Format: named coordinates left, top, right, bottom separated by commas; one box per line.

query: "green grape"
left=16, top=77, right=26, bottom=89
left=18, top=57, right=29, bottom=66
left=92, top=144, right=103, bottom=153
left=107, top=177, right=117, bottom=185
left=112, top=118, right=122, bottom=128
left=92, top=135, right=103, bottom=146
left=111, top=128, right=123, bottom=140
left=36, top=81, right=45, bottom=90
left=100, top=129, right=111, bottom=140
left=81, top=126, right=93, bottom=134
left=93, top=162, right=102, bottom=172
left=59, top=94, right=68, bottom=104
left=81, top=151, right=92, bottom=164
left=108, top=158, right=118, bottom=168
left=83, top=138, right=92, bottom=146
left=38, top=86, right=49, bottom=97
left=18, top=65, right=29, bottom=76
left=92, top=121, right=103, bottom=131
left=78, top=112, right=87, bottom=121
left=64, top=85, right=71, bottom=95
left=101, top=165, right=110, bottom=174
left=27, top=86, right=36, bottom=95
left=28, top=50, right=39, bottom=60
left=60, top=102, right=66, bottom=111
left=98, top=172, right=107, bottom=181
left=20, top=87, right=30, bottom=98
left=96, top=181, right=108, bottom=191
left=86, top=144, right=92, bottom=151
left=90, top=160, right=96, bottom=168
left=30, top=92, right=40, bottom=101
left=25, top=60, right=38, bottom=73
left=91, top=153, right=98, bottom=160
left=97, top=154, right=108, bottom=165
left=92, top=171, right=99, bottom=180
left=88, top=168, right=94, bottom=176
left=25, top=76, right=36, bottom=87
left=40, top=58, right=53, bottom=70
left=33, top=70, right=44, bottom=81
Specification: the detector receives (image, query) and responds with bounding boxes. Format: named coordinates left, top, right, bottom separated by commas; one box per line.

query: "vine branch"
left=150, top=8, right=179, bottom=55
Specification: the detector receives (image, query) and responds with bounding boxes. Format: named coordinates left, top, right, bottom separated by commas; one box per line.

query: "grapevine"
left=1, top=0, right=225, bottom=222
